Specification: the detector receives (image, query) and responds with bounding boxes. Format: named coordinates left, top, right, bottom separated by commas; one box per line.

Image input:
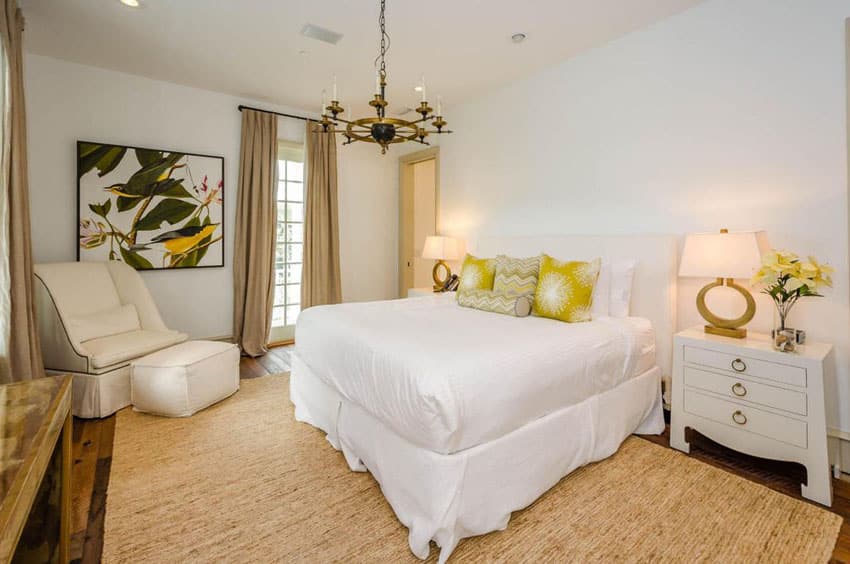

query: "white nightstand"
left=407, top=287, right=436, bottom=298
left=670, top=327, right=834, bottom=506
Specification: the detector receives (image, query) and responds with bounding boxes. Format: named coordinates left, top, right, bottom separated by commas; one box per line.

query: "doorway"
left=398, top=147, right=439, bottom=296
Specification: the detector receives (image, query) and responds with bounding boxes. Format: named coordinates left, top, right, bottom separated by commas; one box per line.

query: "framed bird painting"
left=77, top=141, right=225, bottom=270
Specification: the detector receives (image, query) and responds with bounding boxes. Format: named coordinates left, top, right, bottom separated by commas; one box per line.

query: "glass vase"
left=772, top=306, right=797, bottom=353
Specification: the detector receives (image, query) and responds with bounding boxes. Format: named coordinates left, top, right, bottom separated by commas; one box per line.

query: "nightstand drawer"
left=683, top=366, right=806, bottom=416
left=684, top=346, right=806, bottom=387
left=683, top=389, right=807, bottom=448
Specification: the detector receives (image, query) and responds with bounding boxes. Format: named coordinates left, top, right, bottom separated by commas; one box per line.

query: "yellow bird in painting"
left=103, top=183, right=144, bottom=198
left=149, top=224, right=218, bottom=255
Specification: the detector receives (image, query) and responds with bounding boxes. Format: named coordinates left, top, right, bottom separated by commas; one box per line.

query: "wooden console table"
left=0, top=375, right=72, bottom=563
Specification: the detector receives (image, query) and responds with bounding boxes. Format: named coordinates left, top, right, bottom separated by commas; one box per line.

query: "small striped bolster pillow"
left=457, top=289, right=532, bottom=317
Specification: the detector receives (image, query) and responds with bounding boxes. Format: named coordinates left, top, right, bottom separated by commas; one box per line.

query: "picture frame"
left=77, top=140, right=225, bottom=270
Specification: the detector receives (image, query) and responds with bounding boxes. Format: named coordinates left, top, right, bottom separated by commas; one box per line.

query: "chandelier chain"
left=374, top=0, right=389, bottom=78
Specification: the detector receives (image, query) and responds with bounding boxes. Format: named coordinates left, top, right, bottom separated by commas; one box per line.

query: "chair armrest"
left=34, top=273, right=90, bottom=373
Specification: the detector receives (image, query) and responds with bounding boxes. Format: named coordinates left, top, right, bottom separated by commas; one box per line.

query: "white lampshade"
left=422, top=235, right=461, bottom=261
left=679, top=230, right=770, bottom=279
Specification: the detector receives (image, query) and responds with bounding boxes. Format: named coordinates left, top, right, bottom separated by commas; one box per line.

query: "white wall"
left=439, top=0, right=850, bottom=431
left=25, top=54, right=398, bottom=339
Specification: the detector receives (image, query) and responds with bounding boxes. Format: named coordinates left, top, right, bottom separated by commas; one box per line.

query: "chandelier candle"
left=317, top=0, right=453, bottom=154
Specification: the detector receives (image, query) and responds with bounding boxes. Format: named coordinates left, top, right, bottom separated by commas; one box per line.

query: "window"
left=270, top=141, right=304, bottom=342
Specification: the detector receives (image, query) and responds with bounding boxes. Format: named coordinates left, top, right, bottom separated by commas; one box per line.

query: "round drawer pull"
left=731, top=382, right=747, bottom=397
left=731, top=358, right=747, bottom=372
left=732, top=410, right=747, bottom=425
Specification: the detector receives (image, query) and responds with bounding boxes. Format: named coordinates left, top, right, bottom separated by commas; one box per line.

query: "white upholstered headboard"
left=475, top=234, right=678, bottom=382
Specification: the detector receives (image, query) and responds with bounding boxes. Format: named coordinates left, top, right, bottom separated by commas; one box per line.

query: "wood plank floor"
left=70, top=345, right=850, bottom=563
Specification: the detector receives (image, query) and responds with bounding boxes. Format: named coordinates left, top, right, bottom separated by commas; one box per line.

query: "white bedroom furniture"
left=291, top=234, right=678, bottom=563
left=670, top=327, right=833, bottom=506
left=34, top=261, right=188, bottom=418
left=131, top=341, right=239, bottom=417
left=407, top=287, right=434, bottom=297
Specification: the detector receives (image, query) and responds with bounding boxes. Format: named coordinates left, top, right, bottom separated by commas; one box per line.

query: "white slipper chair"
left=34, top=261, right=187, bottom=418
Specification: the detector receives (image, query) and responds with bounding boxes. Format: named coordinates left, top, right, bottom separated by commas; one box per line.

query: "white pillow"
left=590, top=260, right=637, bottom=319
left=69, top=304, right=141, bottom=343
left=609, top=260, right=637, bottom=318
left=590, top=263, right=611, bottom=318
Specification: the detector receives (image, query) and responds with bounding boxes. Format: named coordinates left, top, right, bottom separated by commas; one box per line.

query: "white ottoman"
left=131, top=340, right=239, bottom=417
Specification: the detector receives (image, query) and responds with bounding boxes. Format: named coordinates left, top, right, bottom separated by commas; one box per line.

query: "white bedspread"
left=295, top=293, right=656, bottom=454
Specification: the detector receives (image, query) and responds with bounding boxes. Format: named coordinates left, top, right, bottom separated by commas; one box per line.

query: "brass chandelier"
left=318, top=0, right=452, bottom=154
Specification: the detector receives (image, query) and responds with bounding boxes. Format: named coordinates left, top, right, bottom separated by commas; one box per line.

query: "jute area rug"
left=104, top=374, right=841, bottom=563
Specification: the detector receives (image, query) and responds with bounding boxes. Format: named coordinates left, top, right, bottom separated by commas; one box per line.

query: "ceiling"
left=19, top=0, right=705, bottom=114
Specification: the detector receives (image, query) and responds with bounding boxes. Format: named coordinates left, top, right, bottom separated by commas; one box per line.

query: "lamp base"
left=704, top=325, right=747, bottom=339
left=696, top=277, right=755, bottom=340
left=432, top=260, right=451, bottom=291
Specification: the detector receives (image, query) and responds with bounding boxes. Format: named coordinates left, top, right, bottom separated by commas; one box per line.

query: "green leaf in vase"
left=135, top=198, right=196, bottom=231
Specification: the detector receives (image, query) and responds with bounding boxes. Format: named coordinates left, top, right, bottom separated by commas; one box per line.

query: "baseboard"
left=828, top=428, right=850, bottom=481
left=198, top=334, right=234, bottom=343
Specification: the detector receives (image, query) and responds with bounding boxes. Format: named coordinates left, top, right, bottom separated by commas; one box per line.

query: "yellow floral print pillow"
left=458, top=254, right=496, bottom=295
left=533, top=255, right=601, bottom=323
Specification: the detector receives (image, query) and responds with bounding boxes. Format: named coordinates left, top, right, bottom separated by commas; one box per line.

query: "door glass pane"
left=286, top=305, right=300, bottom=324
left=272, top=153, right=305, bottom=332
left=286, top=243, right=303, bottom=263
left=286, top=284, right=300, bottom=305
left=274, top=285, right=286, bottom=305
left=286, top=181, right=303, bottom=202
left=286, top=263, right=302, bottom=284
left=286, top=222, right=303, bottom=243
left=287, top=161, right=304, bottom=182
left=286, top=203, right=303, bottom=222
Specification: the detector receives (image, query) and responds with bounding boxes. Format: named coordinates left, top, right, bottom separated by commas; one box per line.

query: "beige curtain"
left=232, top=110, right=277, bottom=357
left=0, top=2, right=42, bottom=383
left=302, top=121, right=341, bottom=309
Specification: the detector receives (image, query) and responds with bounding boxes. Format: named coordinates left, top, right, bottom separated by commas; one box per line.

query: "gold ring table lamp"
left=679, top=229, right=769, bottom=338
left=422, top=235, right=461, bottom=291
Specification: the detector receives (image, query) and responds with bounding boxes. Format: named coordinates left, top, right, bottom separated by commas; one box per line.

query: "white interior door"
left=411, top=159, right=436, bottom=289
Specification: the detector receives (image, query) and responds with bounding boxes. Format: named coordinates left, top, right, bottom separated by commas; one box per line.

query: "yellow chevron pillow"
left=457, top=289, right=532, bottom=317
left=533, top=255, right=601, bottom=323
left=458, top=254, right=496, bottom=295
left=494, top=255, right=541, bottom=298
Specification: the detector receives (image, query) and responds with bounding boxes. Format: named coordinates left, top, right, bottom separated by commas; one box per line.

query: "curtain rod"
left=237, top=104, right=312, bottom=122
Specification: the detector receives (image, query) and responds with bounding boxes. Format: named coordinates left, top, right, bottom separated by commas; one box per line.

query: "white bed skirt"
left=290, top=353, right=664, bottom=563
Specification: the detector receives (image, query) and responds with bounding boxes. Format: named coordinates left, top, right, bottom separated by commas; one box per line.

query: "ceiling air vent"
left=300, top=24, right=343, bottom=45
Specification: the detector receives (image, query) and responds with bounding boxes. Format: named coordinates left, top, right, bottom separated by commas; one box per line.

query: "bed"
left=290, top=234, right=677, bottom=562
